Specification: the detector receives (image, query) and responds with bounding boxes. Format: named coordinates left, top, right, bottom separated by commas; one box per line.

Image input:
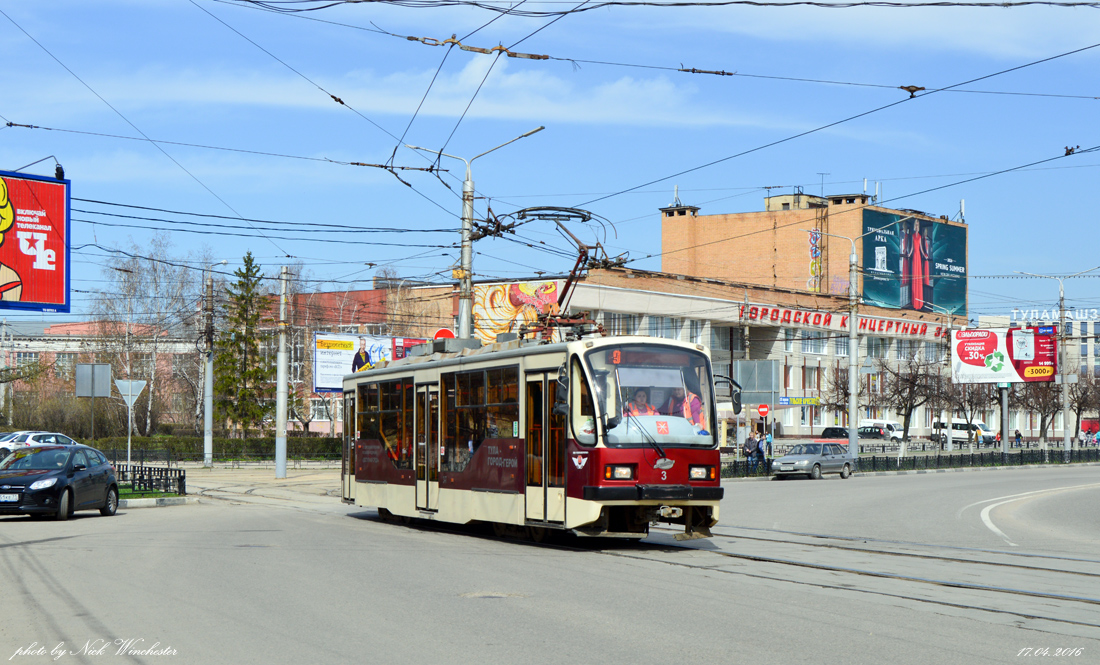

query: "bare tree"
left=876, top=353, right=939, bottom=442
left=91, top=235, right=197, bottom=435
left=1018, top=381, right=1063, bottom=450
left=1068, top=367, right=1098, bottom=444
left=943, top=382, right=995, bottom=452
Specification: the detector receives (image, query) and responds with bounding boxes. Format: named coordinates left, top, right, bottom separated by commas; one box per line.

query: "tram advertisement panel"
left=473, top=281, right=561, bottom=343
left=0, top=170, right=70, bottom=312
left=861, top=210, right=966, bottom=316
left=313, top=333, right=425, bottom=392
left=951, top=327, right=1057, bottom=384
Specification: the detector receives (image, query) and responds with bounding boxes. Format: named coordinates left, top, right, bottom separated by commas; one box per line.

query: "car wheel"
left=0, top=447, right=8, bottom=459
left=840, top=464, right=850, bottom=479
left=100, top=487, right=118, bottom=516
left=771, top=474, right=785, bottom=481
left=810, top=464, right=822, bottom=480
left=54, top=489, right=72, bottom=521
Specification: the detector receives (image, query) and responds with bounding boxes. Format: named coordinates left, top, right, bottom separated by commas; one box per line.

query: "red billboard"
left=0, top=171, right=70, bottom=313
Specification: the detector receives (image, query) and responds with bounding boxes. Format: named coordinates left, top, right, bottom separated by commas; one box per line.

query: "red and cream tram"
left=340, top=334, right=725, bottom=539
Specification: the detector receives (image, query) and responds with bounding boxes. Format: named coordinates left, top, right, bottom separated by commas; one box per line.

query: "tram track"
left=637, top=524, right=1100, bottom=633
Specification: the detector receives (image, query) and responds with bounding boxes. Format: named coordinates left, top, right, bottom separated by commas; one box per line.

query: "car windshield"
left=0, top=447, right=69, bottom=471
left=584, top=344, right=714, bottom=448
left=787, top=444, right=821, bottom=456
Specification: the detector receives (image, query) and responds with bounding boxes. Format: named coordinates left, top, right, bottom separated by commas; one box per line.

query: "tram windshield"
left=584, top=344, right=714, bottom=448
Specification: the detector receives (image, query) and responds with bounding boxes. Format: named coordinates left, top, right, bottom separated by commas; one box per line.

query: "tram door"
left=525, top=374, right=566, bottom=523
left=415, top=385, right=439, bottom=511
left=342, top=391, right=355, bottom=502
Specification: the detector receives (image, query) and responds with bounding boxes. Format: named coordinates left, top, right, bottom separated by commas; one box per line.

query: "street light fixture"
left=1015, top=265, right=1100, bottom=462
left=407, top=126, right=545, bottom=339
left=204, top=259, right=228, bottom=468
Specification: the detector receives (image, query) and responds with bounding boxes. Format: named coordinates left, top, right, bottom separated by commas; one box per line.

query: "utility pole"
left=406, top=126, right=544, bottom=339
left=204, top=260, right=226, bottom=468
left=1017, top=266, right=1100, bottom=463
left=204, top=273, right=214, bottom=468
left=847, top=243, right=858, bottom=469
left=275, top=266, right=289, bottom=479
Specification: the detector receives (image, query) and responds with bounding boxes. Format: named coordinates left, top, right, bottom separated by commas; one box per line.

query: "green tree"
left=214, top=252, right=274, bottom=437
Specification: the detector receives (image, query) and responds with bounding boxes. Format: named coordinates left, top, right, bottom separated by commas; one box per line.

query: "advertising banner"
left=473, top=281, right=560, bottom=343
left=862, top=210, right=966, bottom=316
left=0, top=170, right=70, bottom=312
left=313, top=333, right=426, bottom=393
left=951, top=327, right=1057, bottom=384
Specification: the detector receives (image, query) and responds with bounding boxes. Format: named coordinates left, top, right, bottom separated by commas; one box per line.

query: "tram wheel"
left=492, top=522, right=509, bottom=538
left=527, top=526, right=548, bottom=543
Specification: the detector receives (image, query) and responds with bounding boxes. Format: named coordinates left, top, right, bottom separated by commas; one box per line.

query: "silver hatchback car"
left=772, top=443, right=853, bottom=480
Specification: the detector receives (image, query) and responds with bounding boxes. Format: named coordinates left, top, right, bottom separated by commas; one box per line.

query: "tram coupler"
left=657, top=505, right=683, bottom=519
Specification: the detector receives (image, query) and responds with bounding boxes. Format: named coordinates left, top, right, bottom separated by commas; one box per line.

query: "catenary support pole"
left=1060, top=281, right=1070, bottom=463
left=204, top=273, right=214, bottom=468
left=276, top=266, right=289, bottom=479
left=848, top=246, right=859, bottom=469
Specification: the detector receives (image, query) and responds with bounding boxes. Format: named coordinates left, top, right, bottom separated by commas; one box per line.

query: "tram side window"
left=358, top=380, right=414, bottom=470
left=441, top=366, right=519, bottom=472
left=570, top=357, right=596, bottom=445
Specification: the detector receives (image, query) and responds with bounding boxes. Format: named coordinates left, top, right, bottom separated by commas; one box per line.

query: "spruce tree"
left=214, top=252, right=274, bottom=437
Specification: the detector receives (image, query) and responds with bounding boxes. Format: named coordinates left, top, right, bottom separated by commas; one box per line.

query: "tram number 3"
left=660, top=470, right=667, bottom=480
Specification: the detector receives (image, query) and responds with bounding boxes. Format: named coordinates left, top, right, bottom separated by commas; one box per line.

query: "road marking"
left=959, top=482, right=1100, bottom=547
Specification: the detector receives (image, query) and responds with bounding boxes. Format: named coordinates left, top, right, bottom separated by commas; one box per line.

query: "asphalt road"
left=1, top=465, right=1098, bottom=665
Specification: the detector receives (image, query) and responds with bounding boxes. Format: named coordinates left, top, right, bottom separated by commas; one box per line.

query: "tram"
left=340, top=333, right=733, bottom=540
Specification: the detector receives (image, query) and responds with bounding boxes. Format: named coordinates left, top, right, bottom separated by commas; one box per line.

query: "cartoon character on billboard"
left=0, top=179, right=23, bottom=302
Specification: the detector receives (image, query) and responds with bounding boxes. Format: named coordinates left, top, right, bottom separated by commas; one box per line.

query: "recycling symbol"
left=984, top=351, right=1005, bottom=372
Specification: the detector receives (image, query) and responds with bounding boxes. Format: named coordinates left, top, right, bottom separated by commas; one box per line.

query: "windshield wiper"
left=621, top=408, right=666, bottom=459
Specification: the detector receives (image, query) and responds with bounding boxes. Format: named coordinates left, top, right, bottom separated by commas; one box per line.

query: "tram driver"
left=624, top=387, right=658, bottom=417
left=661, top=374, right=708, bottom=434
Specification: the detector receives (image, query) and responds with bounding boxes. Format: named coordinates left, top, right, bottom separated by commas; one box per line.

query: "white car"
left=0, top=432, right=80, bottom=459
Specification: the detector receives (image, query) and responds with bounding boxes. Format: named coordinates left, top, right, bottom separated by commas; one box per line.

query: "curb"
left=724, top=460, right=1100, bottom=482
left=119, top=496, right=200, bottom=509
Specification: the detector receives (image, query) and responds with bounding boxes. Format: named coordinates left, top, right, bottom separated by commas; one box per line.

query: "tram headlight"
left=689, top=466, right=715, bottom=480
left=604, top=465, right=634, bottom=480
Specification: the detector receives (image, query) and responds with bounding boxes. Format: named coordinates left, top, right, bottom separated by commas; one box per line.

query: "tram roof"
left=344, top=335, right=710, bottom=383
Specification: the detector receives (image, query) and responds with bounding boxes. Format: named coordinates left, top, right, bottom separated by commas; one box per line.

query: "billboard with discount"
left=313, top=333, right=427, bottom=393
left=0, top=170, right=70, bottom=312
left=950, top=327, right=1057, bottom=384
left=862, top=210, right=966, bottom=316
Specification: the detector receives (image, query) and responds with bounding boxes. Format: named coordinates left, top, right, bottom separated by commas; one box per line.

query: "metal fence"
left=104, top=449, right=342, bottom=467
left=723, top=447, right=1100, bottom=479
left=114, top=464, right=187, bottom=495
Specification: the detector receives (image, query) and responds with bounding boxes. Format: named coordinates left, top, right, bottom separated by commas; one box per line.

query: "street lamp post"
left=204, top=259, right=228, bottom=468
left=804, top=215, right=915, bottom=469
left=1016, top=265, right=1100, bottom=462
left=925, top=303, right=956, bottom=453
left=407, top=126, right=544, bottom=339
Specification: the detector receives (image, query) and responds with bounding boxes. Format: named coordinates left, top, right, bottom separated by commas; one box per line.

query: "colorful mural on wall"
left=472, top=281, right=560, bottom=343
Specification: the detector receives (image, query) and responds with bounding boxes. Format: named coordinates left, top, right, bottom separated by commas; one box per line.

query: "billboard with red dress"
left=861, top=210, right=966, bottom=316
left=0, top=170, right=70, bottom=313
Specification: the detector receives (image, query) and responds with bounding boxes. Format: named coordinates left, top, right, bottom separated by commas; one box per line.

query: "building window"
left=311, top=398, right=332, bottom=421
left=649, top=316, right=680, bottom=340
left=867, top=337, right=889, bottom=359
left=784, top=366, right=793, bottom=389
left=15, top=352, right=38, bottom=366
left=897, top=339, right=920, bottom=360
left=688, top=320, right=703, bottom=344
left=804, top=366, right=820, bottom=391
left=55, top=353, right=77, bottom=378
left=801, top=330, right=826, bottom=355
left=1082, top=340, right=1088, bottom=358
left=783, top=328, right=795, bottom=352
left=1067, top=321, right=1074, bottom=335
left=607, top=313, right=637, bottom=336
left=835, top=336, right=849, bottom=357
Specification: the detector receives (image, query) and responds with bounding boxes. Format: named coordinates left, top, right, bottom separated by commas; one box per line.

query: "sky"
left=1, top=0, right=1098, bottom=326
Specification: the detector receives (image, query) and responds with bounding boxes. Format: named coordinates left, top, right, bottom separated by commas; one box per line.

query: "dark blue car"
left=0, top=445, right=118, bottom=520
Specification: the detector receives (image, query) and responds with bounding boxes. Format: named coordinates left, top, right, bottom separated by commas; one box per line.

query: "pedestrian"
left=758, top=431, right=768, bottom=472
left=745, top=432, right=759, bottom=474
left=1078, top=429, right=1087, bottom=448
left=1014, top=429, right=1022, bottom=447
left=995, top=430, right=1001, bottom=445
left=765, top=429, right=774, bottom=458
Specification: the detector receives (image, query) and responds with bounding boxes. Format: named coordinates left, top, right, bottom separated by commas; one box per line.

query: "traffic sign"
left=434, top=328, right=456, bottom=340
left=757, top=404, right=770, bottom=418
left=114, top=380, right=147, bottom=408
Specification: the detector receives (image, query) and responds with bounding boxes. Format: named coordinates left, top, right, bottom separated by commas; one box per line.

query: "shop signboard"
left=950, top=327, right=1057, bottom=384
